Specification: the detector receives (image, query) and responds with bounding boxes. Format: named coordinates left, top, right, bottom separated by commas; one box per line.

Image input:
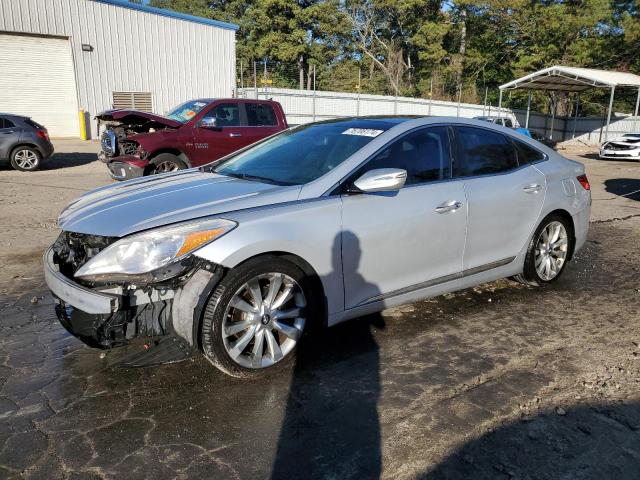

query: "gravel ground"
left=0, top=141, right=639, bottom=479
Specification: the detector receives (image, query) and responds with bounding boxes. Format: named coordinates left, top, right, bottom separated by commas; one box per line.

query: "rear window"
left=454, top=126, right=518, bottom=177
left=246, top=103, right=277, bottom=126
left=24, top=118, right=42, bottom=130
left=513, top=139, right=545, bottom=165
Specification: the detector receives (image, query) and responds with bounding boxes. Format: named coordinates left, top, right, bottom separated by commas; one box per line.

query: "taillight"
left=576, top=174, right=590, bottom=190
left=36, top=129, right=49, bottom=141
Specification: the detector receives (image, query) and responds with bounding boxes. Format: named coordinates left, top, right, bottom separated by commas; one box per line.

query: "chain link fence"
left=235, top=60, right=640, bottom=145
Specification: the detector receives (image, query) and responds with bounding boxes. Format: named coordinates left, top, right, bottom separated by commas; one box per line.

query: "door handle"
left=523, top=183, right=542, bottom=194
left=435, top=200, right=464, bottom=214
left=229, top=133, right=242, bottom=138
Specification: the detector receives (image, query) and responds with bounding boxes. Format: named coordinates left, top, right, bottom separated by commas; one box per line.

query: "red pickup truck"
left=98, top=98, right=288, bottom=180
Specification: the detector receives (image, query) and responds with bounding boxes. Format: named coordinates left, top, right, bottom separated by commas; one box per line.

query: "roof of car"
left=0, top=113, right=27, bottom=119
left=310, top=116, right=420, bottom=130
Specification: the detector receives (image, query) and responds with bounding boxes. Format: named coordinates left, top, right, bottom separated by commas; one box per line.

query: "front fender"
left=192, top=197, right=345, bottom=316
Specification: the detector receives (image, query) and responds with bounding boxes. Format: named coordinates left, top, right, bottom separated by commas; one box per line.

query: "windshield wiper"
left=221, top=172, right=283, bottom=185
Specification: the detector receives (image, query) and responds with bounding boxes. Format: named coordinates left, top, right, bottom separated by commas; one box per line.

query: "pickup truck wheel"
left=150, top=153, right=186, bottom=174
left=200, top=256, right=316, bottom=378
left=10, top=147, right=41, bottom=171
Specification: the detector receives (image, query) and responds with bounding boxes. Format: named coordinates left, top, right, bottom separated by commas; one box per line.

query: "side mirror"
left=198, top=117, right=218, bottom=129
left=352, top=168, right=407, bottom=193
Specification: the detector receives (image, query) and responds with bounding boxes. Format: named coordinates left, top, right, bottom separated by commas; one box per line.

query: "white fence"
left=238, top=87, right=640, bottom=145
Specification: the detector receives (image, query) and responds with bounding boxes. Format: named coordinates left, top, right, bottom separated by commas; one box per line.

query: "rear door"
left=0, top=118, right=21, bottom=160
left=190, top=102, right=246, bottom=165
left=242, top=102, right=282, bottom=145
left=453, top=126, right=546, bottom=271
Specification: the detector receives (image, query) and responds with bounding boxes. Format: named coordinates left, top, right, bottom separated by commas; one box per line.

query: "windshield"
left=213, top=123, right=388, bottom=185
left=167, top=100, right=210, bottom=123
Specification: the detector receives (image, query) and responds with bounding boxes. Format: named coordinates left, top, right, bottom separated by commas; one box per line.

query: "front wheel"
left=149, top=153, right=187, bottom=175
left=200, top=256, right=313, bottom=378
left=515, top=214, right=573, bottom=286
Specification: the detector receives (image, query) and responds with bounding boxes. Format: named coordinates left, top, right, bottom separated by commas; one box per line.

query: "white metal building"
left=0, top=0, right=237, bottom=138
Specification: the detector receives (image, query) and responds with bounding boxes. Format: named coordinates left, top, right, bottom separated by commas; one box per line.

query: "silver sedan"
left=45, top=117, right=591, bottom=377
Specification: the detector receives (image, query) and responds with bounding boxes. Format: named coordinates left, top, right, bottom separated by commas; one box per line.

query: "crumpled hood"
left=58, top=170, right=301, bottom=237
left=96, top=109, right=182, bottom=129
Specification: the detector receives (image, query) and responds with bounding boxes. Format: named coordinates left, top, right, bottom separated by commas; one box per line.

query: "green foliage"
left=149, top=0, right=640, bottom=114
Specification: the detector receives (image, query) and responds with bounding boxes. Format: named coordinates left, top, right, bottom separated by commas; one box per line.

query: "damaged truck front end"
left=45, top=220, right=235, bottom=361
left=97, top=110, right=182, bottom=180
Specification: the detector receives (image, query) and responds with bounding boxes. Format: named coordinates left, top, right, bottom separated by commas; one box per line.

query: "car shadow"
left=41, top=152, right=98, bottom=170
left=420, top=402, right=640, bottom=479
left=605, top=178, right=640, bottom=202
left=271, top=231, right=384, bottom=480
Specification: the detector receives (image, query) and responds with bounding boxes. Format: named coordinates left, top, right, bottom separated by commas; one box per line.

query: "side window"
left=0, top=118, right=14, bottom=129
left=203, top=103, right=241, bottom=127
left=504, top=119, right=513, bottom=128
left=0, top=119, right=5, bottom=129
left=513, top=139, right=545, bottom=165
left=358, top=127, right=451, bottom=185
left=246, top=103, right=277, bottom=126
left=454, top=126, right=518, bottom=177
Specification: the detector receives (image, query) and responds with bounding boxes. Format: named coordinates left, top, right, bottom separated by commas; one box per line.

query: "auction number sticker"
left=341, top=128, right=384, bottom=137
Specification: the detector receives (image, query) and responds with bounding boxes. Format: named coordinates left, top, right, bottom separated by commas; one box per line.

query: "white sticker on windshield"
left=341, top=128, right=384, bottom=138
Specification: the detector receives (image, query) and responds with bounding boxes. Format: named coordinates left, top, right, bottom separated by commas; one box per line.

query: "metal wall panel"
left=0, top=0, right=236, bottom=137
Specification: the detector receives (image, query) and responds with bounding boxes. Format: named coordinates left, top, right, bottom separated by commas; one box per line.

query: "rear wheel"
left=10, top=147, right=41, bottom=171
left=514, top=213, right=573, bottom=286
left=149, top=153, right=187, bottom=175
left=200, top=256, right=314, bottom=378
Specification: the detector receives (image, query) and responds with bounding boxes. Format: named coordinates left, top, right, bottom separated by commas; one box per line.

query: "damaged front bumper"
left=44, top=248, right=199, bottom=355
left=104, top=156, right=149, bottom=181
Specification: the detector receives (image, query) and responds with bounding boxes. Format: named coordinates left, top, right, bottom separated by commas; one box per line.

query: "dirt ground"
left=0, top=141, right=639, bottom=479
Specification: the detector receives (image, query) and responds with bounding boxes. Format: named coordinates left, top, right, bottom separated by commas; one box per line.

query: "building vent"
left=112, top=91, right=153, bottom=112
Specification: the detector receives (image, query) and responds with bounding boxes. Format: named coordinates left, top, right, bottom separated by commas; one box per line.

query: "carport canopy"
left=498, top=65, right=640, bottom=141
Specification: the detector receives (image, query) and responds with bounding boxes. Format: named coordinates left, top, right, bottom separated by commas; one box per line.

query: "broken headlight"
left=74, top=218, right=236, bottom=282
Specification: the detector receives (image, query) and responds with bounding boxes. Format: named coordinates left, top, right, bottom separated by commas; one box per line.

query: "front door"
left=190, top=102, right=246, bottom=166
left=341, top=126, right=467, bottom=309
left=452, top=126, right=547, bottom=271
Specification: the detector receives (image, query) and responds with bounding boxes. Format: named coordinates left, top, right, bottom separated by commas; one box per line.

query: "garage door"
left=0, top=34, right=79, bottom=138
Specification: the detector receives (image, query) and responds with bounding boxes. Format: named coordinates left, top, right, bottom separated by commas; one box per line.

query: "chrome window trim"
left=326, top=123, right=456, bottom=196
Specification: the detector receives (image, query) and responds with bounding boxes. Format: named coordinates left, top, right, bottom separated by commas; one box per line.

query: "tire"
left=10, top=146, right=41, bottom=171
left=514, top=213, right=573, bottom=286
left=149, top=153, right=187, bottom=175
left=200, top=256, right=317, bottom=378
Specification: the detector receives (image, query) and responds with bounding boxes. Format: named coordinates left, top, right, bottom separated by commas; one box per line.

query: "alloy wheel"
left=534, top=221, right=568, bottom=281
left=155, top=161, right=180, bottom=173
left=222, top=273, right=306, bottom=369
left=14, top=149, right=39, bottom=170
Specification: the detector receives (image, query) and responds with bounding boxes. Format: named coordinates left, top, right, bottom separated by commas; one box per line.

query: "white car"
left=599, top=133, right=640, bottom=160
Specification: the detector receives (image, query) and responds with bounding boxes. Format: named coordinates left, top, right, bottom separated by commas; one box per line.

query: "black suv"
left=0, top=114, right=54, bottom=171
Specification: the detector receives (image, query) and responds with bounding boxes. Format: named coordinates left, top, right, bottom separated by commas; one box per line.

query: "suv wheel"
left=11, top=147, right=41, bottom=171
left=150, top=153, right=186, bottom=174
left=515, top=213, right=573, bottom=286
left=201, top=256, right=314, bottom=378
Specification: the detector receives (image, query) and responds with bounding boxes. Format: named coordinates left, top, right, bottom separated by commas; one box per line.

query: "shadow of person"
left=421, top=402, right=640, bottom=479
left=271, top=230, right=385, bottom=480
